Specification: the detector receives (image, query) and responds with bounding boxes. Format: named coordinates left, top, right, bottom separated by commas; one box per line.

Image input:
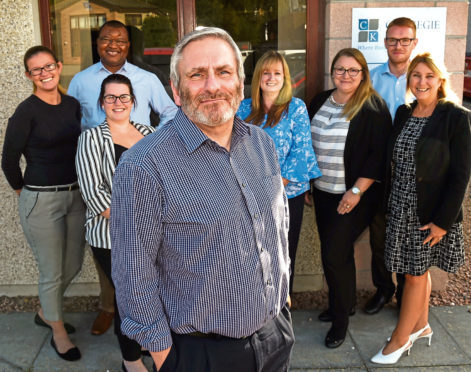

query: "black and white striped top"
left=75, top=120, right=155, bottom=248
left=311, top=97, right=349, bottom=193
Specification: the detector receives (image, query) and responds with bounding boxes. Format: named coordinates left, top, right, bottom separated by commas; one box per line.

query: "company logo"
left=358, top=19, right=379, bottom=42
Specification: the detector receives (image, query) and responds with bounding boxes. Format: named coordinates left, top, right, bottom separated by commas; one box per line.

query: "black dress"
left=385, top=116, right=465, bottom=276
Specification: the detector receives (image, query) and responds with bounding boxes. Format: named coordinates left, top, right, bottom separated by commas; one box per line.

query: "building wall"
left=0, top=0, right=98, bottom=297
left=323, top=0, right=469, bottom=290
left=0, top=0, right=467, bottom=296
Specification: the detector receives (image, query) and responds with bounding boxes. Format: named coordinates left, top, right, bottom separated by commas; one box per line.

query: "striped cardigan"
left=75, top=120, right=155, bottom=248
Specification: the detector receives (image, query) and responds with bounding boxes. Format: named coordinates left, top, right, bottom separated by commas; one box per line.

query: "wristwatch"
left=351, top=186, right=363, bottom=196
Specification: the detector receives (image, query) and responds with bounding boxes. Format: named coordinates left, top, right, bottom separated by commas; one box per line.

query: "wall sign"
left=352, top=8, right=447, bottom=69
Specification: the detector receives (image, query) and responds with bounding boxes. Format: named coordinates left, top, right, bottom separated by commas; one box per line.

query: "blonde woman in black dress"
left=371, top=52, right=471, bottom=364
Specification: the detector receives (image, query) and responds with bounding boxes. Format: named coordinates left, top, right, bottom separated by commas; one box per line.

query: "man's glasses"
left=385, top=38, right=415, bottom=46
left=98, top=37, right=129, bottom=46
left=29, top=63, right=57, bottom=76
left=333, top=67, right=362, bottom=77
left=103, top=94, right=133, bottom=104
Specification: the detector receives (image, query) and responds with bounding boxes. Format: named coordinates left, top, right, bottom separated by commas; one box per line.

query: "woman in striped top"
left=308, top=48, right=391, bottom=349
left=76, top=74, right=155, bottom=372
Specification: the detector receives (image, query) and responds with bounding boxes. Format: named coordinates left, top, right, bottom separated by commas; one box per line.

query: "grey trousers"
left=18, top=186, right=86, bottom=321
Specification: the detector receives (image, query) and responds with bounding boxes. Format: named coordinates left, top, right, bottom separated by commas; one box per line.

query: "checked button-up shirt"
left=110, top=109, right=290, bottom=352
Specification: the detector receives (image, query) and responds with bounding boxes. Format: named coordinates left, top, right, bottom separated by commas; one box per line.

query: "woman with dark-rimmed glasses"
left=308, top=48, right=391, bottom=349
left=76, top=73, right=155, bottom=372
left=1, top=46, right=85, bottom=361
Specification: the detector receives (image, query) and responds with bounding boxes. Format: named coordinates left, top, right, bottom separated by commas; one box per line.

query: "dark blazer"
left=386, top=101, right=471, bottom=231
left=309, top=89, right=392, bottom=204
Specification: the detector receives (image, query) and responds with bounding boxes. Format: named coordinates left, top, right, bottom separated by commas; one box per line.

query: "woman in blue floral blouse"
left=237, top=50, right=321, bottom=294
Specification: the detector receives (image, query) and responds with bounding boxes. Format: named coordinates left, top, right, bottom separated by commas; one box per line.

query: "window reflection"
left=50, top=0, right=177, bottom=89
left=196, top=0, right=306, bottom=99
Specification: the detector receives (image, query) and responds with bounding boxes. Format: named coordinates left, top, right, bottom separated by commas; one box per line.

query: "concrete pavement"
left=0, top=306, right=470, bottom=371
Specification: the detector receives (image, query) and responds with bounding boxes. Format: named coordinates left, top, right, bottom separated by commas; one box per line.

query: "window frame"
left=38, top=0, right=324, bottom=100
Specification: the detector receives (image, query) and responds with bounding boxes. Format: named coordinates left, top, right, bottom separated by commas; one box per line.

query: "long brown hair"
left=246, top=50, right=292, bottom=127
left=331, top=48, right=380, bottom=120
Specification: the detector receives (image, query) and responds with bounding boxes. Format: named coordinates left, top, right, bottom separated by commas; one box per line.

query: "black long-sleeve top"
left=1, top=94, right=81, bottom=189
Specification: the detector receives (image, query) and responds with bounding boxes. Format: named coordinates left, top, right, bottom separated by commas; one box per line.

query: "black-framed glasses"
left=385, top=38, right=415, bottom=46
left=333, top=67, right=362, bottom=77
left=98, top=37, right=129, bottom=46
left=29, top=63, right=57, bottom=76
left=103, top=94, right=133, bottom=104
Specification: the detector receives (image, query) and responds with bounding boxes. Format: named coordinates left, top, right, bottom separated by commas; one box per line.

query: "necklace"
left=329, top=94, right=346, bottom=107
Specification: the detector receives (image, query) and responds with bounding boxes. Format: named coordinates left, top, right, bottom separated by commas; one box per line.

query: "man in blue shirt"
left=68, top=20, right=177, bottom=131
left=110, top=27, right=293, bottom=372
left=68, top=20, right=177, bottom=337
left=366, top=17, right=417, bottom=315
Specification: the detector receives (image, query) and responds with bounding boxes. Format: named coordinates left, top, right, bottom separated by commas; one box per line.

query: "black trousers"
left=155, top=306, right=295, bottom=372
left=312, top=188, right=376, bottom=328
left=288, top=193, right=306, bottom=294
left=369, top=211, right=405, bottom=300
left=91, top=246, right=142, bottom=362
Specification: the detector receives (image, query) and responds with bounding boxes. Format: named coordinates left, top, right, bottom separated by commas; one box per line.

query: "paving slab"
left=0, top=312, right=49, bottom=369
left=349, top=307, right=470, bottom=369
left=432, top=306, right=471, bottom=360
left=31, top=312, right=155, bottom=372
left=374, top=367, right=471, bottom=372
left=290, top=310, right=365, bottom=370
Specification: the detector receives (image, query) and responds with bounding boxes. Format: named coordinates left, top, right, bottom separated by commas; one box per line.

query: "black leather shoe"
left=325, top=325, right=347, bottom=348
left=35, top=313, right=75, bottom=334
left=50, top=337, right=81, bottom=361
left=318, top=308, right=355, bottom=322
left=364, top=290, right=392, bottom=315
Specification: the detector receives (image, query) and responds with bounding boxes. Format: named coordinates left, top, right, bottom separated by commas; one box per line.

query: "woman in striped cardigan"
left=76, top=74, right=155, bottom=372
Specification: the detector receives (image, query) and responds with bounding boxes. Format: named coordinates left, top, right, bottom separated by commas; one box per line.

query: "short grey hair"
left=170, top=27, right=245, bottom=88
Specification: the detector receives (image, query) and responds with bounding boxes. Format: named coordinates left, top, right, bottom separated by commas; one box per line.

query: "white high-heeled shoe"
left=371, top=339, right=412, bottom=364
left=410, top=323, right=433, bottom=345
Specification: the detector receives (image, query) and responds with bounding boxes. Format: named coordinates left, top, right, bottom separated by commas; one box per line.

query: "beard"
left=179, top=85, right=242, bottom=127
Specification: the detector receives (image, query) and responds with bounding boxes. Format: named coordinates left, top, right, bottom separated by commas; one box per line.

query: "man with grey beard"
left=110, top=27, right=294, bottom=372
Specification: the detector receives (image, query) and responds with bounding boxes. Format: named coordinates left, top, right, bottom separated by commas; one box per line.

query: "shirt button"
left=267, top=279, right=272, bottom=285
left=254, top=213, right=259, bottom=219
left=242, top=182, right=247, bottom=187
left=270, top=310, right=273, bottom=315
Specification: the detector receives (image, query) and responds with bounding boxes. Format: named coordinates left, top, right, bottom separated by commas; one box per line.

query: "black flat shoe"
left=363, top=290, right=392, bottom=315
left=318, top=308, right=355, bottom=322
left=50, top=337, right=81, bottom=361
left=325, top=326, right=347, bottom=349
left=35, top=313, right=76, bottom=334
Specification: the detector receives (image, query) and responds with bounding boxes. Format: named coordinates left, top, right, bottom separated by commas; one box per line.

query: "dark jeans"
left=288, top=193, right=306, bottom=294
left=155, top=306, right=295, bottom=372
left=312, top=188, right=376, bottom=329
left=369, top=211, right=405, bottom=300
left=91, top=246, right=142, bottom=362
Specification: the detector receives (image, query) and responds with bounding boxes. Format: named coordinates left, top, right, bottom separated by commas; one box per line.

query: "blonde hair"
left=331, top=48, right=380, bottom=120
left=406, top=52, right=459, bottom=105
left=246, top=50, right=292, bottom=127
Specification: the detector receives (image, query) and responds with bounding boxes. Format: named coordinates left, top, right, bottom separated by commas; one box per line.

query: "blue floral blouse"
left=237, top=97, right=321, bottom=198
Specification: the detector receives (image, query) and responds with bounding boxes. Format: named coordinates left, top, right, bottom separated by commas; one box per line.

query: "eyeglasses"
left=385, top=38, right=415, bottom=46
left=103, top=94, right=133, bottom=104
left=333, top=67, right=362, bottom=77
left=98, top=37, right=129, bottom=46
left=28, top=63, right=57, bottom=76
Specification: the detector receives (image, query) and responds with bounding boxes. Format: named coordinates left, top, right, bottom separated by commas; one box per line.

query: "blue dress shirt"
left=110, top=109, right=290, bottom=352
left=370, top=62, right=406, bottom=120
left=237, top=97, right=321, bottom=198
left=68, top=61, right=177, bottom=131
